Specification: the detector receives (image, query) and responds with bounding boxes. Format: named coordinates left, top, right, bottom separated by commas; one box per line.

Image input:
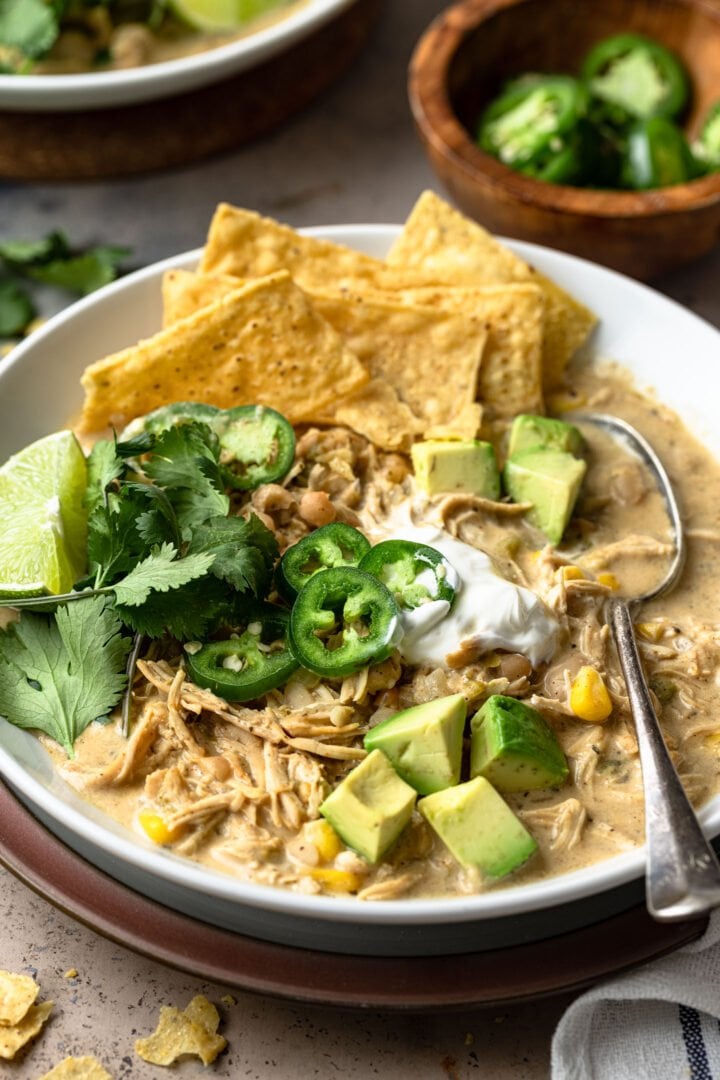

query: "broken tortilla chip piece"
left=0, top=970, right=39, bottom=1026
left=135, top=995, right=226, bottom=1067
left=372, top=284, right=545, bottom=419
left=327, top=379, right=421, bottom=451
left=199, top=203, right=423, bottom=293
left=78, top=271, right=368, bottom=436
left=310, top=290, right=486, bottom=440
left=0, top=1000, right=53, bottom=1060
left=38, top=1056, right=113, bottom=1080
left=386, top=190, right=596, bottom=390
left=183, top=994, right=223, bottom=1032
left=161, top=270, right=486, bottom=445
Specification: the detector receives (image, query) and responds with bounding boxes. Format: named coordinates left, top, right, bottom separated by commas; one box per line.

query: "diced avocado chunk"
left=508, top=414, right=585, bottom=458
left=419, top=776, right=537, bottom=878
left=470, top=694, right=568, bottom=793
left=319, top=749, right=416, bottom=863
left=411, top=440, right=501, bottom=499
left=504, top=448, right=586, bottom=545
left=364, top=693, right=467, bottom=795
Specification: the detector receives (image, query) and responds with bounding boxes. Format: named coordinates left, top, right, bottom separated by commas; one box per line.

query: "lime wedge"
left=0, top=430, right=88, bottom=599
left=171, top=0, right=289, bottom=33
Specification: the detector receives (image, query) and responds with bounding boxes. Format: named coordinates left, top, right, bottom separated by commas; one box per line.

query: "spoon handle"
left=609, top=598, right=720, bottom=921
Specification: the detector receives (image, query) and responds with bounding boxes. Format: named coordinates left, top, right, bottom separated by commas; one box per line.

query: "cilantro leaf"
left=129, top=482, right=181, bottom=549
left=112, top=543, right=215, bottom=607
left=143, top=423, right=229, bottom=530
left=0, top=596, right=131, bottom=756
left=29, top=247, right=131, bottom=296
left=116, top=575, right=231, bottom=641
left=0, top=0, right=58, bottom=58
left=188, top=514, right=278, bottom=595
left=0, top=231, right=70, bottom=266
left=0, top=278, right=34, bottom=336
left=115, top=431, right=154, bottom=458
left=88, top=492, right=148, bottom=587
left=86, top=438, right=122, bottom=514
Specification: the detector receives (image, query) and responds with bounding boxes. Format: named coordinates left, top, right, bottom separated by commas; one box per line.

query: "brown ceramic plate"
left=0, top=780, right=706, bottom=1009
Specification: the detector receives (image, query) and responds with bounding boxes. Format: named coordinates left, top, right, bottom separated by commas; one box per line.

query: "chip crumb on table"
left=0, top=999, right=53, bottom=1060
left=135, top=995, right=226, bottom=1066
left=38, top=1056, right=114, bottom=1080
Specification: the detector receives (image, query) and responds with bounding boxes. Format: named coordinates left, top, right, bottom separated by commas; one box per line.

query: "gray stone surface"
left=1, top=0, right=719, bottom=1074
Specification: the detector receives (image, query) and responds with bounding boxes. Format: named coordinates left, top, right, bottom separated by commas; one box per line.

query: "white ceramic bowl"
left=1, top=225, right=719, bottom=956
left=0, top=0, right=356, bottom=111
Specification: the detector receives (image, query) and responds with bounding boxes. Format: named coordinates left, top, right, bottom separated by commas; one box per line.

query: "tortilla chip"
left=387, top=191, right=596, bottom=389
left=0, top=1000, right=53, bottom=1060
left=328, top=379, right=421, bottom=451
left=38, top=1056, right=113, bottom=1080
left=0, top=970, right=38, bottom=1026
left=309, top=290, right=486, bottom=440
left=161, top=272, right=485, bottom=444
left=183, top=995, right=222, bottom=1032
left=135, top=995, right=226, bottom=1066
left=78, top=272, right=368, bottom=436
left=200, top=203, right=427, bottom=295
left=162, top=268, right=239, bottom=328
left=378, top=284, right=544, bottom=419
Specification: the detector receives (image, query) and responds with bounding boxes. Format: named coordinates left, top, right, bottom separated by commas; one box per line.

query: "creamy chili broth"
left=33, top=0, right=307, bottom=75
left=47, top=363, right=720, bottom=901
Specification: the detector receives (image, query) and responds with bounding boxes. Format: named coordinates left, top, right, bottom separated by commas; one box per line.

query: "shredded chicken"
left=55, top=410, right=720, bottom=904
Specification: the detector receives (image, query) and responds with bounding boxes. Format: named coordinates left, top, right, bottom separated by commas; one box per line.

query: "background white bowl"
left=0, top=0, right=356, bottom=111
left=1, top=225, right=719, bottom=955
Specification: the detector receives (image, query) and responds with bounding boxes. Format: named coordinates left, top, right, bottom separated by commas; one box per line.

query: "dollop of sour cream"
left=366, top=512, right=559, bottom=670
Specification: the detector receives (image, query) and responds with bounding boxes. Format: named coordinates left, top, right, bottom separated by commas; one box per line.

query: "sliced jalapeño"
left=185, top=601, right=298, bottom=701
left=289, top=567, right=399, bottom=678
left=277, top=522, right=371, bottom=600
left=359, top=540, right=459, bottom=611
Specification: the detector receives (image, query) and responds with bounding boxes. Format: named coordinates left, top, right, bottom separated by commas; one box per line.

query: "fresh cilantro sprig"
left=10, top=422, right=279, bottom=639
left=0, top=229, right=131, bottom=342
left=0, top=419, right=280, bottom=753
left=0, top=596, right=131, bottom=756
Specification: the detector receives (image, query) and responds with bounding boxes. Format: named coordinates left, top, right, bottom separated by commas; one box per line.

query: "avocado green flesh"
left=364, top=693, right=466, bottom=795
left=504, top=448, right=586, bottom=545
left=470, top=694, right=568, bottom=793
left=412, top=440, right=500, bottom=498
left=319, top=749, right=417, bottom=864
left=419, top=776, right=537, bottom=878
left=508, top=414, right=585, bottom=458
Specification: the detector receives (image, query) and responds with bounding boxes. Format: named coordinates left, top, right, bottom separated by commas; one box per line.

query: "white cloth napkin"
left=552, top=910, right=720, bottom=1080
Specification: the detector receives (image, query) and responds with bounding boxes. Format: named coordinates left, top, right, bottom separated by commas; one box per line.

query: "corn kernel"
left=704, top=732, right=720, bottom=749
left=304, top=819, right=343, bottom=862
left=138, top=810, right=183, bottom=845
left=636, top=621, right=664, bottom=642
left=569, top=666, right=613, bottom=723
left=304, top=867, right=362, bottom=894
left=547, top=392, right=587, bottom=414
left=597, top=572, right=620, bottom=591
left=528, top=550, right=542, bottom=562
left=562, top=566, right=585, bottom=581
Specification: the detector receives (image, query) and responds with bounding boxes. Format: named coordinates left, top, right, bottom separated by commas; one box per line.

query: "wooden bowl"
left=408, top=0, right=720, bottom=279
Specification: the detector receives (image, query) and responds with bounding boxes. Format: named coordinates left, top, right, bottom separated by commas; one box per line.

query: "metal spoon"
left=572, top=412, right=720, bottom=922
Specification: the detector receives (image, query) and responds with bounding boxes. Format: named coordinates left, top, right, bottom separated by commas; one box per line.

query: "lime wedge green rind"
left=0, top=430, right=88, bottom=600
left=170, top=0, right=290, bottom=34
